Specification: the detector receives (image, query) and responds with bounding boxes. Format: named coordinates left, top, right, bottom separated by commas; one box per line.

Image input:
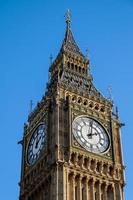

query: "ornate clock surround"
left=26, top=122, right=47, bottom=166
left=71, top=108, right=113, bottom=160
left=72, top=115, right=111, bottom=154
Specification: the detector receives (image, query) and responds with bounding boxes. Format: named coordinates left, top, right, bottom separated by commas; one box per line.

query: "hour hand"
left=87, top=132, right=92, bottom=139
left=35, top=139, right=39, bottom=149
left=35, top=135, right=41, bottom=148
left=87, top=132, right=98, bottom=138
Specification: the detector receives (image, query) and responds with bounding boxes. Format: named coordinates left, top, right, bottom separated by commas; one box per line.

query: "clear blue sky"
left=0, top=0, right=132, bottom=199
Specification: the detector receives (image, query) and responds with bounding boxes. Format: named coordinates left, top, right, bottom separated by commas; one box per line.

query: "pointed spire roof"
left=61, top=10, right=85, bottom=58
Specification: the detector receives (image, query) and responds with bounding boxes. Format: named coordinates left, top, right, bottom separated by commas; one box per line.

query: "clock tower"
left=19, top=11, right=125, bottom=200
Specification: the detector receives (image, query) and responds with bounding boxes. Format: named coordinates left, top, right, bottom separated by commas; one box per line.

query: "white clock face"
left=72, top=116, right=110, bottom=154
left=27, top=124, right=46, bottom=165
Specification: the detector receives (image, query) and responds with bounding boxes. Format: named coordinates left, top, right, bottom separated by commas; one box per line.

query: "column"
left=115, top=182, right=124, bottom=200
left=119, top=184, right=124, bottom=200
left=104, top=184, right=108, bottom=200
left=87, top=157, right=91, bottom=171
left=81, top=177, right=87, bottom=200
left=79, top=176, right=82, bottom=200
left=68, top=173, right=71, bottom=200
left=97, top=181, right=101, bottom=200
left=65, top=169, right=68, bottom=200
left=112, top=183, right=116, bottom=200
left=72, top=174, right=76, bottom=200
left=86, top=178, right=89, bottom=200
left=89, top=179, right=94, bottom=200
left=88, top=178, right=91, bottom=200
left=100, top=162, right=104, bottom=176
left=68, top=180, right=70, bottom=200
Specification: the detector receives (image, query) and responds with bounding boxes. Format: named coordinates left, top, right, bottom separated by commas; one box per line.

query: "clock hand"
left=87, top=132, right=98, bottom=139
left=90, top=120, right=93, bottom=134
left=35, top=140, right=38, bottom=149
left=87, top=131, right=92, bottom=139
left=91, top=132, right=98, bottom=136
left=87, top=121, right=93, bottom=139
left=35, top=135, right=41, bottom=148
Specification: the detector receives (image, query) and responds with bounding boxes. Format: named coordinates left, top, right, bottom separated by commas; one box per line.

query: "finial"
left=107, top=85, right=113, bottom=101
left=65, top=9, right=71, bottom=28
left=88, top=63, right=91, bottom=74
left=85, top=48, right=89, bottom=59
left=50, top=54, right=53, bottom=65
left=116, top=105, right=119, bottom=119
left=29, top=100, right=33, bottom=113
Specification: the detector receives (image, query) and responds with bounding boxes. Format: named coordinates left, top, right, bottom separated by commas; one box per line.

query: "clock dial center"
left=82, top=125, right=100, bottom=145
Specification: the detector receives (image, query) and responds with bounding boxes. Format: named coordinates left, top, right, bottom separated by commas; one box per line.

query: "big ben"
left=19, top=11, right=125, bottom=200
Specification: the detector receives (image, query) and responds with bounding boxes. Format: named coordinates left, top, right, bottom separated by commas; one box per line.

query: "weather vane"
left=65, top=9, right=71, bottom=28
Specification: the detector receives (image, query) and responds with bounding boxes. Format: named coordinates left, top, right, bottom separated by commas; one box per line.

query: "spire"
left=61, top=10, right=85, bottom=57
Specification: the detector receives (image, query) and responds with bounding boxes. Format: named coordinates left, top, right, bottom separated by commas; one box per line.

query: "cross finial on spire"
left=65, top=9, right=71, bottom=28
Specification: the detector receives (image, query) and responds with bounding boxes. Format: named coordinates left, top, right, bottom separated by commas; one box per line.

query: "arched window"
left=82, top=187, right=85, bottom=200
left=67, top=62, right=70, bottom=68
left=83, top=158, right=88, bottom=168
left=82, top=68, right=85, bottom=74
left=75, top=65, right=77, bottom=71
left=75, top=186, right=78, bottom=200
left=101, top=193, right=104, bottom=200
left=75, top=176, right=79, bottom=200
left=83, top=100, right=88, bottom=106
left=95, top=191, right=98, bottom=200
left=107, top=185, right=114, bottom=200
left=88, top=179, right=93, bottom=200
left=109, top=166, right=114, bottom=176
left=96, top=162, right=101, bottom=173
left=68, top=174, right=73, bottom=200
left=71, top=63, right=74, bottom=70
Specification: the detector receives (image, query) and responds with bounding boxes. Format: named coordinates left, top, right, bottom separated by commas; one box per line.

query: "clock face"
left=27, top=123, right=46, bottom=165
left=72, top=116, right=110, bottom=154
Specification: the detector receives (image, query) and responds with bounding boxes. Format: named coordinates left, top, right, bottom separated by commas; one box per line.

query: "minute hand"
left=87, top=122, right=93, bottom=138
left=87, top=132, right=97, bottom=137
left=90, top=121, right=93, bottom=134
